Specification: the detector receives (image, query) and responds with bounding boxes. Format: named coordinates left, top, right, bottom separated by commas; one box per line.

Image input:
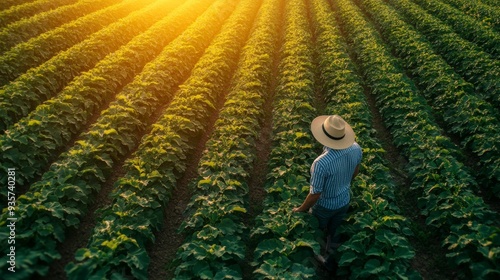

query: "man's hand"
left=293, top=192, right=321, bottom=213
left=293, top=206, right=306, bottom=213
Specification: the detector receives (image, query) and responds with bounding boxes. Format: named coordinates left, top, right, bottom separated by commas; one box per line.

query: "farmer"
left=293, top=114, right=362, bottom=272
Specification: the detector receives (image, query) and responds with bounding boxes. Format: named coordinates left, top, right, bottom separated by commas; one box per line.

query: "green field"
left=0, top=0, right=499, bottom=279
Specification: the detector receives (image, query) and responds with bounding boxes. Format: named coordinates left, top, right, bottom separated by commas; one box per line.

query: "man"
left=293, top=114, right=362, bottom=273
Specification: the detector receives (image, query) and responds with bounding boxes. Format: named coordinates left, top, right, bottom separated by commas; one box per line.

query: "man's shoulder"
left=313, top=151, right=328, bottom=163
left=328, top=143, right=362, bottom=155
left=351, top=142, right=362, bottom=149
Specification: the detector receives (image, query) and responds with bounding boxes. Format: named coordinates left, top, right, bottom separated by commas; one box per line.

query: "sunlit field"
left=0, top=0, right=499, bottom=279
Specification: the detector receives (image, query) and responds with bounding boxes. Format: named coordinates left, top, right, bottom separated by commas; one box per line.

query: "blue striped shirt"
left=310, top=142, right=362, bottom=210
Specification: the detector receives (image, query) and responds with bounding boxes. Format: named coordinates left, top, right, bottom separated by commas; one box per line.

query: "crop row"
left=0, top=0, right=219, bottom=278
left=172, top=0, right=279, bottom=278
left=250, top=0, right=321, bottom=279
left=311, top=0, right=419, bottom=278
left=0, top=0, right=155, bottom=100
left=481, top=0, right=500, bottom=8
left=360, top=0, right=500, bottom=196
left=0, top=0, right=122, bottom=55
left=334, top=0, right=500, bottom=277
left=409, top=0, right=500, bottom=58
left=384, top=0, right=500, bottom=110
left=0, top=0, right=189, bottom=194
left=0, top=0, right=76, bottom=29
left=64, top=1, right=248, bottom=278
left=0, top=0, right=164, bottom=132
left=440, top=0, right=500, bottom=32
left=0, top=0, right=34, bottom=12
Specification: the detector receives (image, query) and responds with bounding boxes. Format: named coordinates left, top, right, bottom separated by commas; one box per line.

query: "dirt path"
left=43, top=77, right=183, bottom=279
left=241, top=8, right=285, bottom=279
left=41, top=76, right=151, bottom=279
left=44, top=158, right=126, bottom=280
left=147, top=85, right=229, bottom=279
left=146, top=127, right=215, bottom=279
left=438, top=123, right=500, bottom=214
left=16, top=76, right=136, bottom=197
left=363, top=89, right=456, bottom=280
left=240, top=37, right=282, bottom=278
left=240, top=89, right=275, bottom=279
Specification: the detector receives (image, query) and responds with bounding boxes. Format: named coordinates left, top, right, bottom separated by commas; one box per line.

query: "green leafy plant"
left=173, top=1, right=278, bottom=278
left=250, top=1, right=322, bottom=278
left=0, top=0, right=221, bottom=277
left=0, top=0, right=171, bottom=130
left=66, top=0, right=262, bottom=278
left=335, top=0, right=500, bottom=277
left=0, top=0, right=191, bottom=191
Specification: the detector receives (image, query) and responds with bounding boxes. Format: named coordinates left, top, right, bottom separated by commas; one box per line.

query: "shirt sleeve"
left=310, top=160, right=325, bottom=194
left=357, top=145, right=363, bottom=165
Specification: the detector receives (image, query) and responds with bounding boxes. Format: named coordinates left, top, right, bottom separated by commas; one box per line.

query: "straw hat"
left=311, top=115, right=355, bottom=149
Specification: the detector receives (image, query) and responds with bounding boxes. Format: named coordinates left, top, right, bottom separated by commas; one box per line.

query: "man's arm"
left=352, top=164, right=360, bottom=180
left=293, top=192, right=321, bottom=213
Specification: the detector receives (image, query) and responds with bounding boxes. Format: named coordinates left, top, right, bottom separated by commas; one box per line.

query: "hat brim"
left=311, top=115, right=355, bottom=149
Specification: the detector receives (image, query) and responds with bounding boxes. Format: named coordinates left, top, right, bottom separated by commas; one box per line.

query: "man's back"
left=310, top=142, right=362, bottom=210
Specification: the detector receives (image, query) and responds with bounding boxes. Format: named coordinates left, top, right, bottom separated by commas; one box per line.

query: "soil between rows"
left=363, top=88, right=456, bottom=280
left=41, top=77, right=185, bottom=279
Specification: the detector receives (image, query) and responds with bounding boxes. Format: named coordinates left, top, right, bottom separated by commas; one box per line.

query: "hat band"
left=322, top=124, right=345, bottom=140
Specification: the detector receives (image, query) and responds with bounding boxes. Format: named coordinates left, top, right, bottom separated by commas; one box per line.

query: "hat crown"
left=311, top=114, right=355, bottom=149
left=324, top=115, right=346, bottom=139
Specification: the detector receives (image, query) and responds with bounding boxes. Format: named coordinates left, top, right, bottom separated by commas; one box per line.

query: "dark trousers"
left=312, top=203, right=349, bottom=245
left=312, top=203, right=349, bottom=272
